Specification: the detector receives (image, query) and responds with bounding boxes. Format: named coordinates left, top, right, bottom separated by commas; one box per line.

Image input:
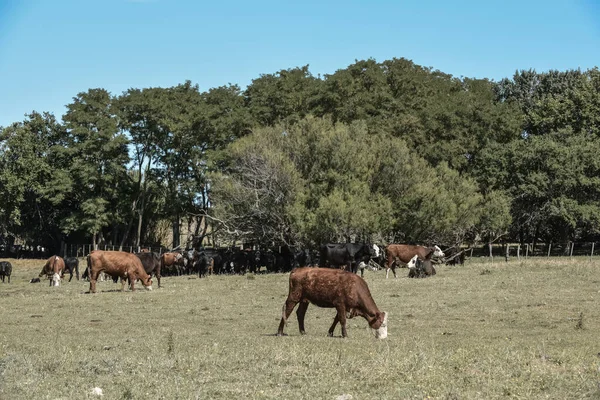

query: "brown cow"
left=87, top=250, right=152, bottom=293
left=385, top=244, right=445, bottom=279
left=277, top=267, right=388, bottom=339
left=161, top=252, right=184, bottom=276
left=39, top=255, right=65, bottom=286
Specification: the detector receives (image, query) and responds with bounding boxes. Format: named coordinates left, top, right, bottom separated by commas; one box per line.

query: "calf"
left=135, top=252, right=162, bottom=287
left=64, top=257, right=80, bottom=281
left=385, top=244, right=445, bottom=279
left=406, top=256, right=436, bottom=278
left=39, top=255, right=65, bottom=286
left=277, top=267, right=388, bottom=339
left=87, top=250, right=152, bottom=293
left=0, top=261, right=12, bottom=283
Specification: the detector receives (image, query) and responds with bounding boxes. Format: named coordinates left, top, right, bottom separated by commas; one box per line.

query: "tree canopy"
left=1, top=59, right=598, bottom=252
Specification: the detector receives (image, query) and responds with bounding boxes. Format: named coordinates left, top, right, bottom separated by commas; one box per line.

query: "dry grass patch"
left=0, top=257, right=599, bottom=399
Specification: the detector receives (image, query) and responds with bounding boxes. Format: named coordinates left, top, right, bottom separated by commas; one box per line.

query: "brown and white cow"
left=39, top=255, right=65, bottom=286
left=277, top=267, right=388, bottom=339
left=86, top=250, right=152, bottom=293
left=385, top=244, right=444, bottom=279
left=160, top=252, right=184, bottom=276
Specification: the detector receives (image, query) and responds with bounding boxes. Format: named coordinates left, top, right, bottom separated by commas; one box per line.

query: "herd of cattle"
left=0, top=242, right=464, bottom=339
left=0, top=242, right=459, bottom=288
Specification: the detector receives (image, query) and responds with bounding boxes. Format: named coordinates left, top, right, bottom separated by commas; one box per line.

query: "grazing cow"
left=64, top=257, right=80, bottom=282
left=0, top=261, right=12, bottom=283
left=161, top=252, right=184, bottom=276
left=87, top=250, right=152, bottom=293
left=135, top=252, right=162, bottom=287
left=277, top=267, right=388, bottom=339
left=385, top=244, right=445, bottom=279
left=39, top=255, right=65, bottom=286
left=319, top=243, right=374, bottom=273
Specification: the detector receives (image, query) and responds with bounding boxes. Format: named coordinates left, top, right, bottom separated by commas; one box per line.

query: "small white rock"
left=335, top=395, right=352, bottom=400
left=91, top=387, right=103, bottom=396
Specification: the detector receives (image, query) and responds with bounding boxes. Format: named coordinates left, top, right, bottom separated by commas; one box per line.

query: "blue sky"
left=0, top=0, right=598, bottom=127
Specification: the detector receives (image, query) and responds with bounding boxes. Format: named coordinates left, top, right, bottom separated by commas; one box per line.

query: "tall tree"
left=0, top=112, right=71, bottom=250
left=62, top=89, right=130, bottom=246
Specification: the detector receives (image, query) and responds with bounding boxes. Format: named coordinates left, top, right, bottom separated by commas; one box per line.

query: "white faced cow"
left=385, top=244, right=445, bottom=279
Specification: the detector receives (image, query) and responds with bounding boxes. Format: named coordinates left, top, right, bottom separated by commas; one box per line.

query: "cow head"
left=432, top=245, right=445, bottom=258
left=143, top=276, right=153, bottom=291
left=51, top=273, right=61, bottom=287
left=371, top=311, right=388, bottom=339
left=406, top=255, right=419, bottom=269
left=372, top=244, right=380, bottom=258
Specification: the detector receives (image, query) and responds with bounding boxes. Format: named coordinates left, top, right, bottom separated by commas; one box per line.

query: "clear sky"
left=0, top=0, right=598, bottom=127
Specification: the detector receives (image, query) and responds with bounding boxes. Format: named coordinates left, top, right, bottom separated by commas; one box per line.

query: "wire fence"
left=63, top=244, right=167, bottom=258
left=465, top=242, right=600, bottom=261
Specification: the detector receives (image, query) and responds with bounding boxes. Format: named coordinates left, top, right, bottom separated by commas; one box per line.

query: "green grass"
left=1, top=257, right=600, bottom=399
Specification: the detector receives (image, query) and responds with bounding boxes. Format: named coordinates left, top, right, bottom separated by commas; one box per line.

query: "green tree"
left=0, top=112, right=71, bottom=250
left=62, top=88, right=130, bottom=246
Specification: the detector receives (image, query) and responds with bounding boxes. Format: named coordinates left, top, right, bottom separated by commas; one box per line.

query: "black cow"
left=0, top=261, right=12, bottom=283
left=64, top=257, right=80, bottom=282
left=135, top=252, right=162, bottom=287
left=294, top=248, right=318, bottom=268
left=319, top=243, right=375, bottom=273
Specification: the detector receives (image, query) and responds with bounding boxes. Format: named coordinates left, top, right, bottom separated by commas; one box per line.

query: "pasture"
left=0, top=258, right=599, bottom=399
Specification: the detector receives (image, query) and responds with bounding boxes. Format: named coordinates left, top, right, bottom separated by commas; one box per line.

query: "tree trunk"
left=172, top=213, right=180, bottom=249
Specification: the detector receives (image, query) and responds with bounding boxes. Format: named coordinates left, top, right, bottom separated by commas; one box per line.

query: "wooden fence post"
left=525, top=244, right=529, bottom=259
left=488, top=243, right=493, bottom=263
left=505, top=244, right=509, bottom=262
left=591, top=242, right=595, bottom=261
left=570, top=242, right=574, bottom=258
left=517, top=244, right=520, bottom=260
left=547, top=243, right=552, bottom=258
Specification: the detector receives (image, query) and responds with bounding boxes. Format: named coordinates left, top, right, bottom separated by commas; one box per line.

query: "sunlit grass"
left=1, top=257, right=599, bottom=399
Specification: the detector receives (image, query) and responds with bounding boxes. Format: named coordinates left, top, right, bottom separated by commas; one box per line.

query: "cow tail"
left=86, top=254, right=92, bottom=280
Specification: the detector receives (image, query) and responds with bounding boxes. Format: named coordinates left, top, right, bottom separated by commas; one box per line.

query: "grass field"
left=0, top=257, right=599, bottom=400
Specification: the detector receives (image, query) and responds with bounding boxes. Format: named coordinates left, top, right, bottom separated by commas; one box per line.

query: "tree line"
left=1, top=58, right=599, bottom=253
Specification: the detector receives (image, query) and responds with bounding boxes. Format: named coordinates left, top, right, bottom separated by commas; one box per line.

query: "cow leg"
left=277, top=298, right=299, bottom=336
left=75, top=263, right=80, bottom=281
left=156, top=266, right=162, bottom=289
left=296, top=301, right=309, bottom=335
left=327, top=314, right=340, bottom=337
left=89, top=270, right=99, bottom=293
left=129, top=276, right=136, bottom=292
left=336, top=306, right=348, bottom=338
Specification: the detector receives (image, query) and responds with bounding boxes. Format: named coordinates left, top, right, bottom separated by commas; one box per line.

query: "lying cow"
left=135, top=252, right=162, bottom=287
left=0, top=261, right=12, bottom=283
left=39, top=255, right=65, bottom=286
left=87, top=250, right=152, bottom=293
left=277, top=267, right=388, bottom=339
left=385, top=244, right=445, bottom=279
left=406, top=255, right=436, bottom=278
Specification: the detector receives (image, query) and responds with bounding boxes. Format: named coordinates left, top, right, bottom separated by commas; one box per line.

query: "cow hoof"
left=327, top=332, right=334, bottom=337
